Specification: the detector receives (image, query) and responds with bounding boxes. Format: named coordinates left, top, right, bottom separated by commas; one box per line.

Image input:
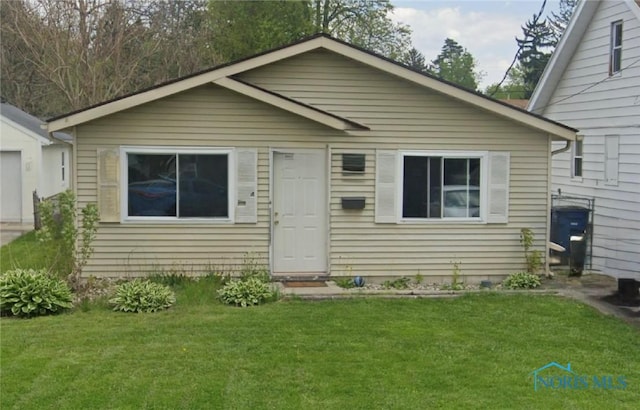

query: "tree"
left=485, top=64, right=527, bottom=99
left=429, top=38, right=482, bottom=91
left=402, top=47, right=427, bottom=72
left=312, top=0, right=412, bottom=60
left=516, top=16, right=554, bottom=98
left=0, top=0, right=219, bottom=118
left=207, top=0, right=313, bottom=61
left=208, top=0, right=412, bottom=62
left=549, top=0, right=579, bottom=45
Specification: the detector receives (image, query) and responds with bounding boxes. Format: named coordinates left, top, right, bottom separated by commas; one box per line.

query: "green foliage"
left=335, top=277, right=356, bottom=289
left=520, top=228, right=543, bottom=274
left=207, top=0, right=313, bottom=61
left=110, top=279, right=176, bottom=313
left=429, top=38, right=482, bottom=91
left=549, top=0, right=578, bottom=44
left=217, top=254, right=274, bottom=307
left=382, top=277, right=411, bottom=290
left=0, top=268, right=73, bottom=317
left=502, top=272, right=542, bottom=290
left=36, top=190, right=99, bottom=286
left=217, top=277, right=274, bottom=307
left=440, top=261, right=465, bottom=290
left=414, top=273, right=424, bottom=285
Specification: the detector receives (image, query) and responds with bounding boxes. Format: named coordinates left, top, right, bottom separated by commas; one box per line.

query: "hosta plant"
left=110, top=279, right=175, bottom=313
left=0, top=269, right=73, bottom=318
left=502, top=272, right=542, bottom=290
left=218, top=276, right=273, bottom=307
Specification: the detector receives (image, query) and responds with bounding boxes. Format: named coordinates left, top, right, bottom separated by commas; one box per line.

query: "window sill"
left=122, top=217, right=234, bottom=225
left=399, top=217, right=485, bottom=224
left=571, top=177, right=583, bottom=183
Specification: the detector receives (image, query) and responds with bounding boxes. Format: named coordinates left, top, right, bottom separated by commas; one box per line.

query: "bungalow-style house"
left=529, top=0, right=640, bottom=289
left=1, top=103, right=71, bottom=223
left=48, top=35, right=576, bottom=280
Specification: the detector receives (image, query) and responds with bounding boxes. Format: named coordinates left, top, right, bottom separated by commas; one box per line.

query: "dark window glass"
left=403, top=155, right=480, bottom=219
left=127, top=153, right=228, bottom=218
left=611, top=21, right=623, bottom=74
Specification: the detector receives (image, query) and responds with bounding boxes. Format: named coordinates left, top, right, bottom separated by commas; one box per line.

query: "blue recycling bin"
left=550, top=206, right=590, bottom=265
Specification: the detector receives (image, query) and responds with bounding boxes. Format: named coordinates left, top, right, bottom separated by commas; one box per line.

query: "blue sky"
left=391, top=0, right=561, bottom=89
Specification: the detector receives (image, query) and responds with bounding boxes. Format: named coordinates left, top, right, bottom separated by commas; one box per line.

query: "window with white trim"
left=375, top=150, right=509, bottom=224
left=61, top=152, right=65, bottom=182
left=610, top=20, right=623, bottom=75
left=125, top=148, right=231, bottom=219
left=571, top=140, right=583, bottom=178
left=402, top=154, right=481, bottom=219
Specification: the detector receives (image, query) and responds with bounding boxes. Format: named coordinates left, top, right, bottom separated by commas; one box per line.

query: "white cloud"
left=391, top=6, right=525, bottom=89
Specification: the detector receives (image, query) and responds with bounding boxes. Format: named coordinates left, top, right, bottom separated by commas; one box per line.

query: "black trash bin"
left=551, top=206, right=590, bottom=265
left=569, top=234, right=586, bottom=276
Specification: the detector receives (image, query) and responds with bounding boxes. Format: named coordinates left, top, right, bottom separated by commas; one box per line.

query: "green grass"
left=1, top=293, right=639, bottom=409
left=0, top=231, right=48, bottom=273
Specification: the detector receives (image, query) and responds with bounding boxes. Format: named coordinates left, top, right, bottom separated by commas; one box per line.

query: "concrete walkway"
left=0, top=222, right=33, bottom=246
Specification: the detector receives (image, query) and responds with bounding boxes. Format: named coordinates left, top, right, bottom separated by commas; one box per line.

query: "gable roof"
left=1, top=103, right=71, bottom=144
left=529, top=0, right=640, bottom=114
left=48, top=34, right=576, bottom=141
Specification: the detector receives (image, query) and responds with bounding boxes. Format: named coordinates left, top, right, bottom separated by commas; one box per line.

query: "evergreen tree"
left=549, top=0, right=579, bottom=45
left=402, top=47, right=427, bottom=72
left=516, top=16, right=554, bottom=98
left=429, top=38, right=481, bottom=91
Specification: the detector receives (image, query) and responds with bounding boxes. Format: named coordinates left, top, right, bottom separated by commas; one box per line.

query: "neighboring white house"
left=529, top=0, right=640, bottom=286
left=0, top=103, right=71, bottom=223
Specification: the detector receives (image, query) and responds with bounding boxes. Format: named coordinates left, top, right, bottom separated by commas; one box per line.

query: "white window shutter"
left=605, top=135, right=619, bottom=185
left=487, top=152, right=510, bottom=224
left=375, top=150, right=398, bottom=223
left=235, top=148, right=258, bottom=223
left=97, top=148, right=120, bottom=222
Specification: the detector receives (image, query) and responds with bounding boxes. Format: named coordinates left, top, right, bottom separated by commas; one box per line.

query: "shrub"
left=502, top=272, right=542, bottom=290
left=218, top=277, right=273, bottom=307
left=335, top=277, right=356, bottom=289
left=36, top=190, right=99, bottom=287
left=0, top=269, right=73, bottom=317
left=382, top=277, right=411, bottom=290
left=110, top=279, right=175, bottom=313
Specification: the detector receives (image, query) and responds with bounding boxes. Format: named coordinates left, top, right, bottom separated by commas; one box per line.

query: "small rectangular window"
left=610, top=21, right=623, bottom=75
left=61, top=152, right=65, bottom=182
left=342, top=153, right=365, bottom=174
left=572, top=140, right=583, bottom=178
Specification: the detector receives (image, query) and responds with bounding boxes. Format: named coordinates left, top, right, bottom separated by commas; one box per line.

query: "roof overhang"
left=48, top=35, right=575, bottom=141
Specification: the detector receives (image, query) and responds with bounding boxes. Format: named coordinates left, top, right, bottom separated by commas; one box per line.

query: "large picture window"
left=402, top=154, right=481, bottom=219
left=126, top=149, right=229, bottom=219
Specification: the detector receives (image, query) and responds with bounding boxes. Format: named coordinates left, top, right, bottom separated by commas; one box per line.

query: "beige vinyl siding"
left=240, top=50, right=550, bottom=278
left=76, top=51, right=551, bottom=278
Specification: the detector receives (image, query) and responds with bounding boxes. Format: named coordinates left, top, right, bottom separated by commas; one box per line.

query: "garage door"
left=1, top=151, right=22, bottom=222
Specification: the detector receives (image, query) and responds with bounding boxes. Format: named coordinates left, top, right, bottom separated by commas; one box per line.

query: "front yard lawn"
left=1, top=293, right=639, bottom=409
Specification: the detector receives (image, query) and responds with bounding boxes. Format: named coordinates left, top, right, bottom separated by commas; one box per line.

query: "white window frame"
left=571, top=140, right=583, bottom=180
left=398, top=150, right=488, bottom=223
left=610, top=20, right=623, bottom=75
left=120, top=146, right=235, bottom=223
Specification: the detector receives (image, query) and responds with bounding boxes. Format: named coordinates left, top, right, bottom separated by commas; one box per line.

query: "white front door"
left=1, top=151, right=22, bottom=222
left=273, top=150, right=327, bottom=274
